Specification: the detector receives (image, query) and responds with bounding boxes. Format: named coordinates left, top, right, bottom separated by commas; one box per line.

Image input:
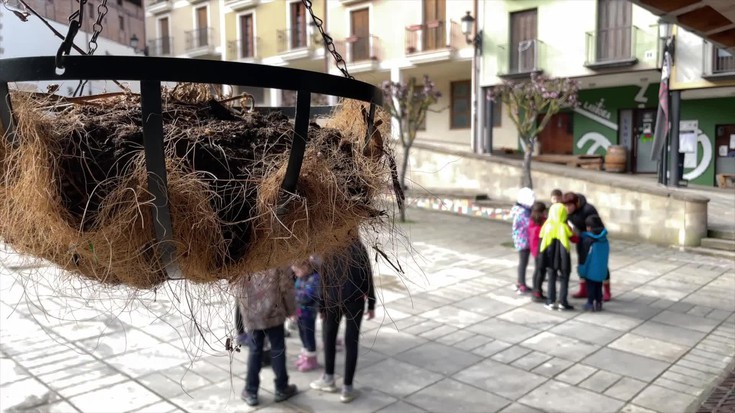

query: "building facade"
left=475, top=0, right=735, bottom=187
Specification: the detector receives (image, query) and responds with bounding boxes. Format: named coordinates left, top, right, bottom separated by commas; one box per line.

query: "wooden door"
left=633, top=109, right=658, bottom=173
left=350, top=8, right=370, bottom=61
left=537, top=113, right=573, bottom=155
left=196, top=6, right=208, bottom=47
left=290, top=1, right=306, bottom=48
left=159, top=17, right=170, bottom=54
left=239, top=14, right=254, bottom=57
left=422, top=0, right=446, bottom=51
left=597, top=0, right=632, bottom=61
left=510, top=9, right=537, bottom=73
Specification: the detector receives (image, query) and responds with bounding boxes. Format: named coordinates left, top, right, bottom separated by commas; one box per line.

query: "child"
left=291, top=259, right=320, bottom=372
left=578, top=215, right=610, bottom=312
left=511, top=187, right=535, bottom=294
left=528, top=201, right=547, bottom=303
left=237, top=266, right=298, bottom=407
left=538, top=203, right=579, bottom=311
left=550, top=189, right=563, bottom=204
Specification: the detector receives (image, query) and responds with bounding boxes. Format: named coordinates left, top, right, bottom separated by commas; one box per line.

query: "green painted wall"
left=573, top=84, right=659, bottom=156
left=680, top=97, right=735, bottom=186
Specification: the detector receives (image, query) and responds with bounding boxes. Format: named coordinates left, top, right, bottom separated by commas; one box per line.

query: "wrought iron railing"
left=277, top=27, right=309, bottom=53
left=343, top=34, right=379, bottom=62
left=147, top=36, right=173, bottom=56
left=497, top=39, right=545, bottom=75
left=585, top=25, right=657, bottom=66
left=712, top=46, right=735, bottom=74
left=227, top=38, right=259, bottom=60
left=185, top=27, right=214, bottom=51
left=405, top=21, right=445, bottom=54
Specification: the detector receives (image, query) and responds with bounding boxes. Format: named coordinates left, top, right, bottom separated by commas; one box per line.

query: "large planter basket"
left=0, top=56, right=395, bottom=289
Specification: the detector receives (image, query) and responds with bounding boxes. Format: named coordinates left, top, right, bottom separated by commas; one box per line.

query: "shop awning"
left=630, top=0, right=735, bottom=54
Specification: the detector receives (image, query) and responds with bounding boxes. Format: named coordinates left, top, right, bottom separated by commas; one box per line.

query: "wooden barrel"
left=605, top=145, right=627, bottom=173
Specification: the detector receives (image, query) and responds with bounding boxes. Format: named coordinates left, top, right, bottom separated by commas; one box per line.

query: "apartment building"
left=475, top=0, right=735, bottom=187
left=145, top=0, right=222, bottom=59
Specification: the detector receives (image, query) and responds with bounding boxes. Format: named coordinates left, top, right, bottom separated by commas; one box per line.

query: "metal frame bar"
left=0, top=82, right=14, bottom=139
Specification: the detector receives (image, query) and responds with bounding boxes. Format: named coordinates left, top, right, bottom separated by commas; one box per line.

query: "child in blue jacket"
left=577, top=215, right=610, bottom=312
left=291, top=259, right=321, bottom=371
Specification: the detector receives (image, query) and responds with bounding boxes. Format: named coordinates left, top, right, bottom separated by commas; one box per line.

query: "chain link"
left=88, top=0, right=109, bottom=55
left=301, top=0, right=353, bottom=80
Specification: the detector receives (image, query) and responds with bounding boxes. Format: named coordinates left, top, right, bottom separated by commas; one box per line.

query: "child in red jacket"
left=528, top=201, right=547, bottom=302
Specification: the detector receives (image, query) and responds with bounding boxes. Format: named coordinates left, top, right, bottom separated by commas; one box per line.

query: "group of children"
left=235, top=238, right=375, bottom=407
left=511, top=188, right=610, bottom=312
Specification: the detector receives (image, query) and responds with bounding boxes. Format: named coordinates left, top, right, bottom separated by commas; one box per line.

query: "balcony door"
left=159, top=17, right=170, bottom=55
left=510, top=9, right=537, bottom=73
left=196, top=6, right=208, bottom=47
left=350, top=8, right=370, bottom=61
left=422, top=0, right=445, bottom=51
left=290, top=1, right=307, bottom=49
left=239, top=14, right=254, bottom=58
left=597, top=0, right=632, bottom=61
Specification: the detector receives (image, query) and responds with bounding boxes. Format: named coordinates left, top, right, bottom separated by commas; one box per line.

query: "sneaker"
left=583, top=303, right=594, bottom=312
left=516, top=284, right=531, bottom=295
left=240, top=389, right=258, bottom=407
left=557, top=302, right=575, bottom=311
left=298, top=355, right=319, bottom=372
left=310, top=376, right=338, bottom=393
left=544, top=302, right=557, bottom=311
left=532, top=292, right=546, bottom=303
left=340, top=386, right=359, bottom=403
left=295, top=353, right=306, bottom=368
left=274, top=384, right=298, bottom=402
left=595, top=302, right=603, bottom=312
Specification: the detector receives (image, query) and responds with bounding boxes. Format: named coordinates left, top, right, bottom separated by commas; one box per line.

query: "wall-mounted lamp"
left=129, top=34, right=149, bottom=56
left=461, top=11, right=483, bottom=55
left=657, top=19, right=675, bottom=63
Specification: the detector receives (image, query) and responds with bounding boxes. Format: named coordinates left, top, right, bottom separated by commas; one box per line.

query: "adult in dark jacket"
left=562, top=192, right=611, bottom=301
left=310, top=237, right=376, bottom=404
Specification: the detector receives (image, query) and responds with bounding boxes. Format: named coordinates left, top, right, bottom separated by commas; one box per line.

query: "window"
left=196, top=6, right=208, bottom=47
left=450, top=80, right=470, bottom=129
left=119, top=16, right=124, bottom=30
left=596, top=0, right=632, bottom=61
left=239, top=14, right=254, bottom=58
left=422, top=0, right=446, bottom=51
left=159, top=17, right=171, bottom=55
left=350, top=8, right=370, bottom=61
left=88, top=3, right=94, bottom=19
left=492, top=101, right=502, bottom=127
left=290, top=1, right=306, bottom=49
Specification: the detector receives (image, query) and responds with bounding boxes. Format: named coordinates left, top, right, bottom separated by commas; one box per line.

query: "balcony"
left=146, top=0, right=172, bottom=14
left=334, top=35, right=380, bottom=73
left=404, top=20, right=467, bottom=64
left=147, top=36, right=173, bottom=56
left=497, top=39, right=545, bottom=78
left=703, top=42, right=735, bottom=79
left=184, top=27, right=218, bottom=57
left=584, top=26, right=659, bottom=70
left=224, top=0, right=259, bottom=11
left=227, top=38, right=259, bottom=62
left=276, top=27, right=322, bottom=61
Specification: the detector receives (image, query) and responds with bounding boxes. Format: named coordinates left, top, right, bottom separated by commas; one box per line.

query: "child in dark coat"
left=511, top=187, right=535, bottom=294
left=578, top=215, right=610, bottom=312
left=291, top=259, right=321, bottom=372
left=539, top=203, right=579, bottom=311
left=529, top=201, right=547, bottom=302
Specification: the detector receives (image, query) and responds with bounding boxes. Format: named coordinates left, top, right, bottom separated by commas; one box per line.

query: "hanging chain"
left=88, top=0, right=109, bottom=55
left=301, top=0, right=353, bottom=80
left=56, top=0, right=86, bottom=68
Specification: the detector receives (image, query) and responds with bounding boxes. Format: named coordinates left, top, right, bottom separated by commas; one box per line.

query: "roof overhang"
left=630, top=0, right=735, bottom=54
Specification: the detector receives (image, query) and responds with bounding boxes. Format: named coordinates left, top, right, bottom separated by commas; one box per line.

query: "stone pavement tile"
left=548, top=319, right=624, bottom=346
left=36, top=401, right=80, bottom=412
left=511, top=351, right=552, bottom=371
left=556, top=364, right=597, bottom=385
left=138, top=372, right=205, bottom=399
left=491, top=346, right=532, bottom=364
left=608, top=333, right=689, bottom=363
left=452, top=296, right=514, bottom=317
left=453, top=334, right=493, bottom=351
left=406, top=378, right=511, bottom=413
left=466, top=318, right=540, bottom=344
left=51, top=319, right=123, bottom=343
left=689, top=348, right=734, bottom=364
left=67, top=380, right=162, bottom=413
left=653, top=377, right=704, bottom=396
left=649, top=298, right=675, bottom=310
left=0, top=377, right=56, bottom=411
left=9, top=340, right=73, bottom=362
left=25, top=352, right=97, bottom=377
left=436, top=329, right=475, bottom=346
left=19, top=348, right=84, bottom=369
left=453, top=359, right=546, bottom=400
left=360, top=329, right=427, bottom=357
left=421, top=306, right=488, bottom=329
left=485, top=291, right=532, bottom=308
left=630, top=321, right=706, bottom=347
left=247, top=404, right=300, bottom=413
left=706, top=309, right=732, bottom=321
left=687, top=305, right=715, bottom=317
left=497, top=308, right=567, bottom=331
left=105, top=343, right=192, bottom=378
left=676, top=358, right=728, bottom=375
left=391, top=316, right=431, bottom=332
left=0, top=357, right=29, bottom=385
left=136, top=401, right=180, bottom=412
left=632, top=384, right=699, bottom=413
left=472, top=339, right=513, bottom=358
left=395, top=342, right=481, bottom=375
left=376, top=401, right=428, bottom=413
left=661, top=370, right=714, bottom=389
left=669, top=364, right=718, bottom=382
left=373, top=306, right=413, bottom=323
left=75, top=328, right=162, bottom=359
left=39, top=362, right=118, bottom=391
left=518, top=380, right=624, bottom=413
left=167, top=379, right=257, bottom=413
left=619, top=404, right=657, bottom=413
left=521, top=332, right=600, bottom=362
left=604, top=377, right=647, bottom=402
left=602, top=300, right=663, bottom=322
left=57, top=374, right=128, bottom=398
left=682, top=289, right=735, bottom=312
left=418, top=324, right=458, bottom=340
left=582, top=348, right=669, bottom=382
left=356, top=359, right=443, bottom=398
left=499, top=402, right=543, bottom=413
left=574, top=312, right=644, bottom=331
left=697, top=338, right=735, bottom=356
left=683, top=352, right=733, bottom=370
left=531, top=357, right=574, bottom=378
left=579, top=370, right=621, bottom=393
left=291, top=387, right=397, bottom=413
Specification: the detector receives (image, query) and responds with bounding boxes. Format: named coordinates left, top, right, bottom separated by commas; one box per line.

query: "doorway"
left=633, top=108, right=658, bottom=173
left=715, top=124, right=735, bottom=183
left=509, top=9, right=538, bottom=73
left=350, top=8, right=370, bottom=61
left=537, top=112, right=573, bottom=155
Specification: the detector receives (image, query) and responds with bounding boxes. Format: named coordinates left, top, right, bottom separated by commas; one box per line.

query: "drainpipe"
left=669, top=90, right=682, bottom=187
left=470, top=0, right=479, bottom=153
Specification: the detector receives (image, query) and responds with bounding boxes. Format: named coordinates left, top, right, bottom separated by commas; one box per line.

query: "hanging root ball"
left=0, top=89, right=398, bottom=289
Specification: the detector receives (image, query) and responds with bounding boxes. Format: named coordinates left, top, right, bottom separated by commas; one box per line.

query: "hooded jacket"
left=236, top=266, right=296, bottom=331
left=528, top=216, right=545, bottom=258
left=511, top=204, right=532, bottom=251
left=577, top=228, right=610, bottom=282
left=321, top=239, right=376, bottom=311
left=539, top=204, right=578, bottom=276
left=566, top=193, right=601, bottom=262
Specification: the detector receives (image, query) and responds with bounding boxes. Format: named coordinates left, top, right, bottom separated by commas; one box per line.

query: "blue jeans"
left=298, top=313, right=317, bottom=352
left=246, top=325, right=288, bottom=395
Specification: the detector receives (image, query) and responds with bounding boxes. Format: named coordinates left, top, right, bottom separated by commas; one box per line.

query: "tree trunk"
left=521, top=137, right=534, bottom=189
left=398, top=143, right=410, bottom=222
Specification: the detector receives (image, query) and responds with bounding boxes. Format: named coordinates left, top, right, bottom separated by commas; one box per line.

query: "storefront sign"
left=581, top=98, right=612, bottom=121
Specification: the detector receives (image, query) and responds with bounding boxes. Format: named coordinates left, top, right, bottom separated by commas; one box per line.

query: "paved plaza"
left=1, top=208, right=734, bottom=413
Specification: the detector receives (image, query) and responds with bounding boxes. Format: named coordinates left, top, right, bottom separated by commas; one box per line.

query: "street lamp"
left=461, top=11, right=482, bottom=52
left=129, top=34, right=149, bottom=55
left=658, top=19, right=675, bottom=62
left=461, top=11, right=487, bottom=153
